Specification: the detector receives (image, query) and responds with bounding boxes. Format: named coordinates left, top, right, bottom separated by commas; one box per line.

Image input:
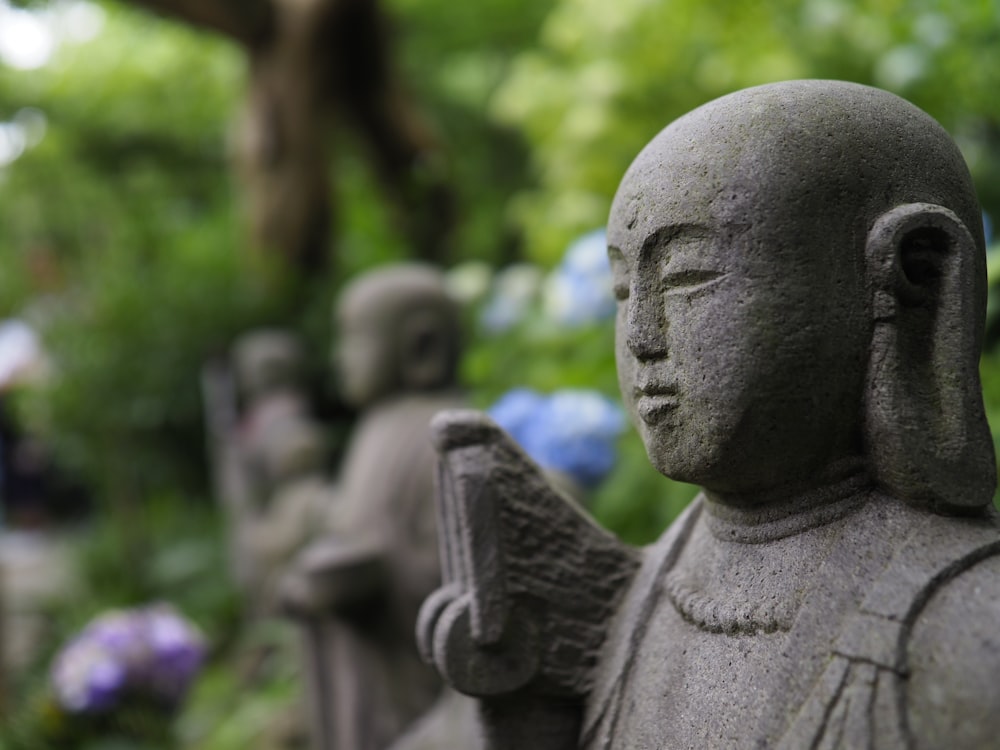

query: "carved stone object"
left=244, top=417, right=332, bottom=612
left=281, top=264, right=477, bottom=750
left=202, top=328, right=314, bottom=597
left=418, top=80, right=1000, bottom=749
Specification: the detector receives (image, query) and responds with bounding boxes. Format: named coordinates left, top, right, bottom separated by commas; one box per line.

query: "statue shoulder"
left=905, top=541, right=1000, bottom=750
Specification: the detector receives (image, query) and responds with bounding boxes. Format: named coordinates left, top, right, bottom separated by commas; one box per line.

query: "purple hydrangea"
left=143, top=605, right=209, bottom=704
left=51, top=636, right=127, bottom=713
left=543, top=229, right=616, bottom=327
left=488, top=388, right=626, bottom=488
left=51, top=603, right=207, bottom=714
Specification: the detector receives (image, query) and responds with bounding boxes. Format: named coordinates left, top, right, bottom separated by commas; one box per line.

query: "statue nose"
left=625, top=284, right=668, bottom=361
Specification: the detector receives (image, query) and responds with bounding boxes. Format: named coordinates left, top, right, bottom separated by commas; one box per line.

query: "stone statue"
left=417, top=80, right=1000, bottom=749
left=245, top=417, right=332, bottom=613
left=202, top=328, right=316, bottom=598
left=280, top=264, right=479, bottom=750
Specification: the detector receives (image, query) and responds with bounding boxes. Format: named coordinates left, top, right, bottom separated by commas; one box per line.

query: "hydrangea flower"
left=480, top=263, right=544, bottom=333
left=487, top=388, right=546, bottom=436
left=50, top=603, right=207, bottom=715
left=143, top=605, right=209, bottom=703
left=50, top=635, right=127, bottom=713
left=489, top=388, right=626, bottom=488
left=543, top=229, right=615, bottom=327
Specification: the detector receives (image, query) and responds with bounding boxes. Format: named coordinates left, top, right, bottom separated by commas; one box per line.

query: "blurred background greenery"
left=0, top=0, right=999, bottom=746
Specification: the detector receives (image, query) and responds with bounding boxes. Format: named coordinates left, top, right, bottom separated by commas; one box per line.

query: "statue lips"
left=634, top=377, right=679, bottom=425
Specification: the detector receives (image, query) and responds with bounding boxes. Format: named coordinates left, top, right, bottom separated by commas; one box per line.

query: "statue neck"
left=702, top=458, right=872, bottom=543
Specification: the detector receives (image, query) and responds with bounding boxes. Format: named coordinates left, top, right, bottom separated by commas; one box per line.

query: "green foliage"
left=0, top=2, right=242, bottom=293
left=4, top=693, right=179, bottom=750
left=386, top=0, right=559, bottom=266
left=71, top=494, right=241, bottom=626
left=0, top=0, right=568, bottom=500
left=493, top=0, right=1000, bottom=263
left=12, top=225, right=285, bottom=498
left=0, top=495, right=240, bottom=750
left=175, top=621, right=302, bottom=750
left=0, top=4, right=297, bottom=499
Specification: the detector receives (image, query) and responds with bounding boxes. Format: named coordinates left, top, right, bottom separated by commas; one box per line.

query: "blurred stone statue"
left=281, top=264, right=479, bottom=750
left=418, top=81, right=1000, bottom=749
left=246, top=418, right=332, bottom=612
left=202, top=328, right=319, bottom=604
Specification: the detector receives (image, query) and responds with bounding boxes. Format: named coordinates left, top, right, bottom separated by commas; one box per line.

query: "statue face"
left=335, top=303, right=399, bottom=409
left=334, top=266, right=459, bottom=409
left=609, top=123, right=869, bottom=494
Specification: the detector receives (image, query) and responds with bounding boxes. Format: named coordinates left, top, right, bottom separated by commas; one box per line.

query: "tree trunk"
left=120, top=0, right=454, bottom=273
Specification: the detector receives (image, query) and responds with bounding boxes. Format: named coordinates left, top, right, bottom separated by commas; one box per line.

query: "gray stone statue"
left=280, top=264, right=478, bottom=750
left=417, top=80, right=1000, bottom=749
left=244, top=417, right=332, bottom=613
left=202, top=328, right=315, bottom=598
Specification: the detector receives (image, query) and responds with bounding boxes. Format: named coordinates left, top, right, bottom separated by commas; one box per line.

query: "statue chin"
left=643, top=445, right=698, bottom=485
left=637, top=419, right=732, bottom=490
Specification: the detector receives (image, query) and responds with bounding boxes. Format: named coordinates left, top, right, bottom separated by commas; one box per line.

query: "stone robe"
left=300, top=391, right=467, bottom=750
left=582, top=486, right=1000, bottom=749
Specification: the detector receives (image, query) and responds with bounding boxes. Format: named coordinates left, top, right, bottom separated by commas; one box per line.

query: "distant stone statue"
left=418, top=80, right=1000, bottom=749
left=202, top=328, right=316, bottom=599
left=245, top=417, right=332, bottom=613
left=280, top=264, right=478, bottom=750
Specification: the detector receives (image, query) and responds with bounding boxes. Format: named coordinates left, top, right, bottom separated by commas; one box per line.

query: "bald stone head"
left=609, top=80, right=995, bottom=510
left=233, top=329, right=305, bottom=402
left=335, top=264, right=462, bottom=409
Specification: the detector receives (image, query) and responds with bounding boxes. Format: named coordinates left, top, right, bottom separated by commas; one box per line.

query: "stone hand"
left=279, top=540, right=387, bottom=618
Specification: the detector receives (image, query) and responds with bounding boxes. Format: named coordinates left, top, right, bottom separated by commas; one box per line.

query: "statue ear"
left=399, top=311, right=453, bottom=390
left=864, top=202, right=996, bottom=512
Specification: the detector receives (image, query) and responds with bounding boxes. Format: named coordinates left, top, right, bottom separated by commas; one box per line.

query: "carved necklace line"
left=666, top=479, right=872, bottom=635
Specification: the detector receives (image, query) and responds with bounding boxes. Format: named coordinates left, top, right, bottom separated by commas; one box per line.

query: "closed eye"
left=608, top=245, right=629, bottom=300
left=662, top=269, right=726, bottom=292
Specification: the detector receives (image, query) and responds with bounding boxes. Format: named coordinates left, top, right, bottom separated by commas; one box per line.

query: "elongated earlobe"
left=864, top=203, right=996, bottom=512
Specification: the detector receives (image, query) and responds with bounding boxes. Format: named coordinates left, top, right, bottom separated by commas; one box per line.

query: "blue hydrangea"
left=51, top=603, right=207, bottom=714
left=488, top=388, right=626, bottom=488
left=543, top=229, right=615, bottom=327
left=488, top=388, right=546, bottom=437
left=480, top=263, right=544, bottom=333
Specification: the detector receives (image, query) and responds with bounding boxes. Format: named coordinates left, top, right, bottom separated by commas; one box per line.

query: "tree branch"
left=120, top=0, right=274, bottom=48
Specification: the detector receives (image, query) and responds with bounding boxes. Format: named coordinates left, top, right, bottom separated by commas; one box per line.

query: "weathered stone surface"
left=420, top=81, right=1000, bottom=749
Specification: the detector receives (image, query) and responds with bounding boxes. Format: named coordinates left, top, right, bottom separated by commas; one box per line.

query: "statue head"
left=609, top=80, right=995, bottom=512
left=335, top=263, right=462, bottom=409
left=233, top=329, right=305, bottom=402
